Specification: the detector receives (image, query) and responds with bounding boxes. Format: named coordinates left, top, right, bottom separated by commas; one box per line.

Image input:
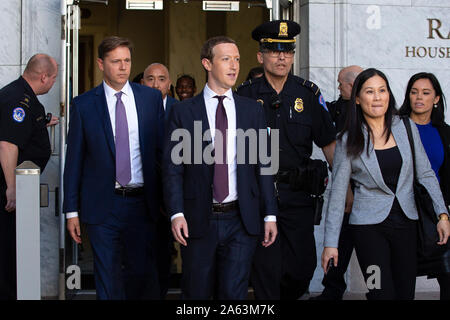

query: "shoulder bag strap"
left=402, top=116, right=418, bottom=181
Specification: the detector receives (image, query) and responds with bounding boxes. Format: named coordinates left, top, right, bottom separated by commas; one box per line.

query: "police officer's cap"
left=252, top=20, right=300, bottom=52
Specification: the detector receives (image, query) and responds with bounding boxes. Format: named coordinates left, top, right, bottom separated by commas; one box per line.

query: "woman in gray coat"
left=321, top=68, right=450, bottom=300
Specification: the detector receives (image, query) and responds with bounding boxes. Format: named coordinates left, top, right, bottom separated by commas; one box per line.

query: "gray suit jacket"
left=324, top=116, right=448, bottom=248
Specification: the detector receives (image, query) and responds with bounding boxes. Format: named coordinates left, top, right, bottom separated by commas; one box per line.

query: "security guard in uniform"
left=0, top=53, right=59, bottom=299
left=236, top=20, right=337, bottom=299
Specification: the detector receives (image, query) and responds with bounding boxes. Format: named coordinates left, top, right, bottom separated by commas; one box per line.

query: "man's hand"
left=67, top=217, right=82, bottom=244
left=46, top=115, right=59, bottom=127
left=5, top=186, right=16, bottom=212
left=262, top=221, right=277, bottom=247
left=172, top=216, right=189, bottom=246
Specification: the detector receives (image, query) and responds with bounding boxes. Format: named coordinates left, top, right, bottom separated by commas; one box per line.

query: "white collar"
left=103, top=80, right=132, bottom=98
left=203, top=83, right=233, bottom=101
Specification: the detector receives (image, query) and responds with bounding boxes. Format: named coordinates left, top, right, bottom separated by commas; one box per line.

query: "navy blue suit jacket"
left=162, top=91, right=277, bottom=238
left=165, top=95, right=178, bottom=122
left=63, top=82, right=165, bottom=224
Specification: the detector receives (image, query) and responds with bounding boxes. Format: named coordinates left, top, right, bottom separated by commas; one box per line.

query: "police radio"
left=270, top=93, right=282, bottom=109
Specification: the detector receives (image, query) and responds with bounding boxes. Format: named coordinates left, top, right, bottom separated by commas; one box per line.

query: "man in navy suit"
left=63, top=36, right=164, bottom=300
left=163, top=36, right=278, bottom=300
left=141, top=63, right=177, bottom=122
left=141, top=62, right=177, bottom=298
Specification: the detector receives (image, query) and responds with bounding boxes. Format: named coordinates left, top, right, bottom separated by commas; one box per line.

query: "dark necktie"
left=213, top=95, right=229, bottom=203
left=115, top=92, right=131, bottom=186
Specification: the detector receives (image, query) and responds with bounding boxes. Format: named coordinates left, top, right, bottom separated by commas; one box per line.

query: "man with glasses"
left=237, top=20, right=337, bottom=300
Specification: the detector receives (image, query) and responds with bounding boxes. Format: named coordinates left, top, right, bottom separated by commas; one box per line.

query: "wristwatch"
left=439, top=213, right=449, bottom=221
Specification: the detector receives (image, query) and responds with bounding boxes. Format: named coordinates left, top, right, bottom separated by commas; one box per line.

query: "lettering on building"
left=405, top=18, right=449, bottom=58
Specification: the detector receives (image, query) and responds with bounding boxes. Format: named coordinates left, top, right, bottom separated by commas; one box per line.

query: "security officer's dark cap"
left=252, top=20, right=300, bottom=52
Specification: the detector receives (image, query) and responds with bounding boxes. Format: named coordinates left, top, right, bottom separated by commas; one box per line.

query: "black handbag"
left=402, top=117, right=449, bottom=276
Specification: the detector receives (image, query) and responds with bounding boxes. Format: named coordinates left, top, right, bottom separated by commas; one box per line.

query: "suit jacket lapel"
left=359, top=127, right=393, bottom=195
left=131, top=84, right=146, bottom=156
left=233, top=93, right=244, bottom=132
left=391, top=117, right=411, bottom=192
left=233, top=93, right=245, bottom=190
left=190, top=92, right=213, bottom=182
left=189, top=92, right=211, bottom=146
left=95, top=85, right=115, bottom=157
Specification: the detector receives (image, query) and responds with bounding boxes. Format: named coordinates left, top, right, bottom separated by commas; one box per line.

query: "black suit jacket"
left=162, top=91, right=277, bottom=238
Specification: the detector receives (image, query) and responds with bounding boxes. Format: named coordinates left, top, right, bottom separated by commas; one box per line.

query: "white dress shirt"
left=163, top=96, right=167, bottom=111
left=171, top=84, right=275, bottom=222
left=66, top=81, right=143, bottom=219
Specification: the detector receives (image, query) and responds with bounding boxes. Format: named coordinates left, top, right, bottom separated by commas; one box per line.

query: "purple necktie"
left=115, top=92, right=131, bottom=187
left=213, top=95, right=229, bottom=203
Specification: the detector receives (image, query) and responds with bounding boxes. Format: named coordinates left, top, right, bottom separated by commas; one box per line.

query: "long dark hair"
left=398, top=72, right=446, bottom=126
left=338, top=68, right=397, bottom=157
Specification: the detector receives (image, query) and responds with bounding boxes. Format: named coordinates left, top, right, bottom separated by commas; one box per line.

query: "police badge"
left=294, top=98, right=304, bottom=113
left=279, top=22, right=288, bottom=37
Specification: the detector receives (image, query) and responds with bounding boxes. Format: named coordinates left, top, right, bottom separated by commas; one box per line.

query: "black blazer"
left=435, top=122, right=450, bottom=208
left=162, top=91, right=278, bottom=238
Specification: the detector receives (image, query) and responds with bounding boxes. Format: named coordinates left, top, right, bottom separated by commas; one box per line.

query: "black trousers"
left=251, top=205, right=316, bottom=300
left=352, top=218, right=417, bottom=300
left=320, top=212, right=354, bottom=299
left=0, top=210, right=16, bottom=300
left=180, top=210, right=257, bottom=300
left=437, top=273, right=450, bottom=300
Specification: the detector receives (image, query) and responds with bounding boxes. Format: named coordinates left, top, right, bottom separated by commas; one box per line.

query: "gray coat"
left=324, top=116, right=448, bottom=248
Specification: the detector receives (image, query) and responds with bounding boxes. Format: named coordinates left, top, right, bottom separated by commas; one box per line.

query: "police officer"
left=0, top=53, right=59, bottom=299
left=311, top=66, right=361, bottom=300
left=327, top=65, right=363, bottom=133
left=236, top=20, right=337, bottom=300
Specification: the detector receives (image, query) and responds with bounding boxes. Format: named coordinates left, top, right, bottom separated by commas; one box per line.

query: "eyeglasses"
left=262, top=50, right=295, bottom=58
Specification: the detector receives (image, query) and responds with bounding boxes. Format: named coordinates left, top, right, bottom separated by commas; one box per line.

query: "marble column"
left=22, top=0, right=61, bottom=298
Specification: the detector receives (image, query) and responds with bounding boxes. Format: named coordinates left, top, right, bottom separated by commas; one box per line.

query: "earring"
left=434, top=104, right=438, bottom=108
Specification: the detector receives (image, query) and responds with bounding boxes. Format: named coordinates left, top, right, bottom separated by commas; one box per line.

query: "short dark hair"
left=339, top=68, right=397, bottom=157
left=200, top=36, right=236, bottom=62
left=176, top=74, right=196, bottom=88
left=398, top=72, right=446, bottom=126
left=98, top=36, right=133, bottom=60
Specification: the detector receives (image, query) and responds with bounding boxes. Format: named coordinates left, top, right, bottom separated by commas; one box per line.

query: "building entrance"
left=63, top=0, right=271, bottom=299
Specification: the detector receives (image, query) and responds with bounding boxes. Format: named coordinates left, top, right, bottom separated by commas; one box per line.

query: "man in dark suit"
left=63, top=36, right=164, bottom=300
left=163, top=36, right=278, bottom=300
left=141, top=63, right=177, bottom=122
left=141, top=62, right=177, bottom=299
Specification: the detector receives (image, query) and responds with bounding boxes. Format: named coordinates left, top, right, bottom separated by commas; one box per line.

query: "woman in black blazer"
left=399, top=72, right=450, bottom=300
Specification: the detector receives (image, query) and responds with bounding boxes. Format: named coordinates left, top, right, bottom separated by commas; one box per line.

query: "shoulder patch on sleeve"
left=12, top=107, right=26, bottom=122
left=318, top=94, right=328, bottom=112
